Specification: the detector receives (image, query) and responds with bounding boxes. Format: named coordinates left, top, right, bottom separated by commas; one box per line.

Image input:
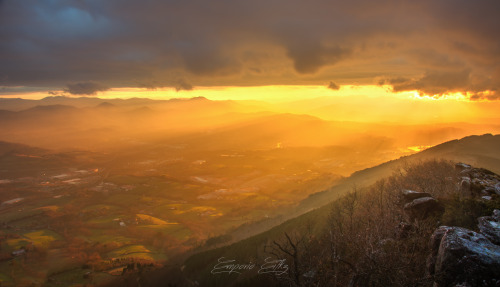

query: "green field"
left=87, top=218, right=122, bottom=229
left=82, top=232, right=134, bottom=246
left=106, top=244, right=150, bottom=257
left=105, top=244, right=167, bottom=261
left=5, top=237, right=31, bottom=250
left=136, top=214, right=172, bottom=225
left=24, top=229, right=62, bottom=247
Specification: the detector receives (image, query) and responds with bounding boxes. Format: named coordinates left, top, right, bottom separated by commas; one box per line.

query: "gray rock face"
left=471, top=178, right=490, bottom=194
left=460, top=177, right=471, bottom=192
left=460, top=167, right=500, bottom=196
left=455, top=163, right=472, bottom=172
left=478, top=209, right=500, bottom=245
left=427, top=165, right=500, bottom=286
left=404, top=197, right=443, bottom=220
left=482, top=185, right=498, bottom=196
left=428, top=226, right=500, bottom=287
left=401, top=189, right=432, bottom=203
left=494, top=210, right=500, bottom=221
left=469, top=168, right=498, bottom=180
left=427, top=226, right=454, bottom=276
left=429, top=227, right=453, bottom=255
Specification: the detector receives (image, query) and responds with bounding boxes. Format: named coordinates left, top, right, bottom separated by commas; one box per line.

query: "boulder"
left=404, top=197, right=443, bottom=220
left=494, top=209, right=500, bottom=221
left=481, top=188, right=494, bottom=196
left=429, top=227, right=453, bottom=255
left=478, top=209, right=500, bottom=245
left=455, top=163, right=471, bottom=172
left=471, top=178, right=490, bottom=194
left=469, top=168, right=498, bottom=180
left=429, top=226, right=500, bottom=287
left=401, top=189, right=432, bottom=203
left=466, top=168, right=500, bottom=195
left=427, top=226, right=453, bottom=276
left=459, top=169, right=471, bottom=176
left=482, top=184, right=500, bottom=195
left=459, top=177, right=471, bottom=192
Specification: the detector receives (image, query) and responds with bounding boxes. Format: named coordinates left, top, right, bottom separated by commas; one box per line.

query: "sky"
left=0, top=0, right=499, bottom=101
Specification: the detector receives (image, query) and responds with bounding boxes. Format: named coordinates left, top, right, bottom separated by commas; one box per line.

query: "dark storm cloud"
left=174, top=79, right=193, bottom=92
left=65, top=82, right=109, bottom=95
left=390, top=70, right=471, bottom=95
left=286, top=44, right=350, bottom=74
left=469, top=92, right=500, bottom=101
left=180, top=45, right=242, bottom=76
left=0, top=0, right=499, bottom=99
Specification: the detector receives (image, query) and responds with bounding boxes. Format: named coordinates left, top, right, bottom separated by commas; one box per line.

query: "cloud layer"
left=65, top=82, right=109, bottom=95
left=0, top=0, right=499, bottom=99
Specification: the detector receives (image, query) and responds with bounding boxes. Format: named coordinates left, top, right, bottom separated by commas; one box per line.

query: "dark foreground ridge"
left=426, top=163, right=500, bottom=287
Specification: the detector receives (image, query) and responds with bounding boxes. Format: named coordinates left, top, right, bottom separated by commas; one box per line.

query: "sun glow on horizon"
left=2, top=84, right=499, bottom=125
left=99, top=85, right=448, bottom=102
left=1, top=84, right=493, bottom=103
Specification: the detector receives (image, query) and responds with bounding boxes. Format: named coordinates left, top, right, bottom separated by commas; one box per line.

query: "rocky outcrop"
left=428, top=209, right=500, bottom=287
left=478, top=210, right=500, bottom=245
left=425, top=164, right=500, bottom=286
left=404, top=196, right=443, bottom=221
left=457, top=163, right=500, bottom=198
left=460, top=177, right=471, bottom=191
left=455, top=163, right=472, bottom=172
left=401, top=189, right=432, bottom=202
left=429, top=226, right=500, bottom=286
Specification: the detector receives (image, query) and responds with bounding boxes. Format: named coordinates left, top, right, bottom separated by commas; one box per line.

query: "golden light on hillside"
left=407, top=145, right=433, bottom=152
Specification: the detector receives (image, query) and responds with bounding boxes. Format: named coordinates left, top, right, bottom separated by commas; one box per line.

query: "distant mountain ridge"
left=299, top=134, right=500, bottom=214
left=0, top=95, right=209, bottom=111
left=0, top=141, right=47, bottom=156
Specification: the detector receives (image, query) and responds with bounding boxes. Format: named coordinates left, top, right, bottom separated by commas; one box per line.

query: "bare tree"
left=266, top=231, right=305, bottom=286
